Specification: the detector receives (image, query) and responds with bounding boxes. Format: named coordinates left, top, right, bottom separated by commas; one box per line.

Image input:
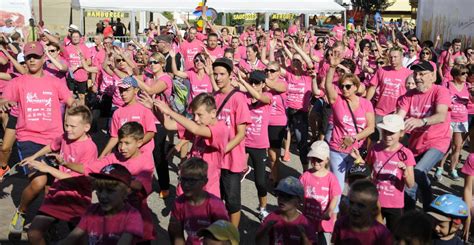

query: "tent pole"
left=222, top=13, right=226, bottom=25
left=131, top=11, right=136, bottom=38
left=305, top=14, right=309, bottom=28
left=264, top=12, right=270, bottom=31
left=344, top=10, right=347, bottom=30
left=80, top=8, right=84, bottom=35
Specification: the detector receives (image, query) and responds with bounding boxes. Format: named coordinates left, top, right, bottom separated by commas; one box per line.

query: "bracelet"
left=330, top=65, right=338, bottom=68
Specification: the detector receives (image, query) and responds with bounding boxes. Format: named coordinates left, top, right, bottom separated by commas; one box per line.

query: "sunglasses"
left=26, top=54, right=42, bottom=60
left=265, top=68, right=278, bottom=73
left=148, top=60, right=161, bottom=65
left=377, top=61, right=385, bottom=65
left=116, top=59, right=125, bottom=63
left=411, top=39, right=418, bottom=42
left=461, top=72, right=468, bottom=76
left=409, top=49, right=416, bottom=52
left=339, top=84, right=353, bottom=90
left=194, top=58, right=205, bottom=63
left=422, top=52, right=431, bottom=55
left=48, top=49, right=58, bottom=53
left=317, top=40, right=324, bottom=43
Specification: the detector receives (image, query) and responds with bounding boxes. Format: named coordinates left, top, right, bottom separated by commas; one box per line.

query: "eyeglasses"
left=339, top=84, right=354, bottom=90
left=265, top=68, right=278, bottom=73
left=26, top=54, right=42, bottom=60
left=148, top=60, right=161, bottom=65
left=115, top=59, right=125, bottom=63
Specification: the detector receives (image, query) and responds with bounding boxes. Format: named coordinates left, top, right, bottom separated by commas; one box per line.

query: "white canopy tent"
left=71, top=0, right=346, bottom=36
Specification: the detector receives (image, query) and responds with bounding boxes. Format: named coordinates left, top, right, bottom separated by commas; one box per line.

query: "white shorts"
left=450, top=121, right=469, bottom=133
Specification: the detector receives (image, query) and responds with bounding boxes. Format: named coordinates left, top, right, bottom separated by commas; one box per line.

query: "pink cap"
left=24, top=42, right=44, bottom=56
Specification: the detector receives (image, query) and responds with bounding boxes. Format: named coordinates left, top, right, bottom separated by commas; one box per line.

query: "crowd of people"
left=0, top=14, right=474, bottom=245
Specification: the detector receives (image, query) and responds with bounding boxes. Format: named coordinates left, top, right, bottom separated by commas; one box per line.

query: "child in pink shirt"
left=100, top=76, right=156, bottom=158
left=354, top=114, right=415, bottom=231
left=332, top=180, right=393, bottom=245
left=86, top=122, right=156, bottom=242
left=256, top=176, right=317, bottom=244
left=300, top=141, right=341, bottom=244
left=149, top=93, right=228, bottom=197
left=58, top=164, right=144, bottom=244
left=168, top=157, right=229, bottom=245
left=22, top=106, right=97, bottom=244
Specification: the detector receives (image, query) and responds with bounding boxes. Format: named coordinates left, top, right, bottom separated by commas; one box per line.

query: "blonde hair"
left=150, top=52, right=166, bottom=65
left=338, top=73, right=361, bottom=89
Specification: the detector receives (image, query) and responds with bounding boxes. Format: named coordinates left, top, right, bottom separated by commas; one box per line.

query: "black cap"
left=249, top=70, right=266, bottom=83
left=348, top=164, right=371, bottom=178
left=212, top=58, right=233, bottom=74
left=410, top=60, right=434, bottom=72
left=90, top=164, right=132, bottom=186
left=154, top=34, right=173, bottom=44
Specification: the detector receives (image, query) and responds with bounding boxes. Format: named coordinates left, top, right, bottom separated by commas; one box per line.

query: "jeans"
left=329, top=150, right=354, bottom=213
left=287, top=109, right=309, bottom=166
left=404, top=148, right=444, bottom=210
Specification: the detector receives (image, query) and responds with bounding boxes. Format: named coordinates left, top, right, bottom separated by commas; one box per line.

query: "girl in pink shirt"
left=237, top=70, right=272, bottom=221
left=300, top=141, right=341, bottom=244
left=238, top=44, right=266, bottom=74
left=436, top=64, right=471, bottom=181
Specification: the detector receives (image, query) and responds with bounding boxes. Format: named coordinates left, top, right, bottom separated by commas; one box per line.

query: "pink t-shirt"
left=300, top=171, right=341, bottom=232
left=110, top=103, right=157, bottom=155
left=171, top=193, right=229, bottom=245
left=214, top=90, right=252, bottom=172
left=329, top=95, right=374, bottom=153
left=153, top=73, right=173, bottom=103
left=0, top=51, right=12, bottom=93
left=180, top=39, right=203, bottom=70
left=237, top=46, right=247, bottom=60
left=205, top=46, right=224, bottom=60
left=461, top=153, right=474, bottom=176
left=39, top=135, right=97, bottom=222
left=176, top=121, right=228, bottom=197
left=63, top=44, right=91, bottom=82
left=397, top=85, right=452, bottom=155
left=287, top=25, right=299, bottom=36
left=2, top=74, right=72, bottom=145
left=446, top=81, right=470, bottom=123
left=439, top=51, right=465, bottom=77
left=369, top=66, right=412, bottom=116
left=245, top=93, right=272, bottom=149
left=332, top=216, right=393, bottom=245
left=332, top=25, right=345, bottom=41
left=268, top=80, right=288, bottom=126
left=44, top=57, right=68, bottom=81
left=186, top=69, right=212, bottom=100
left=258, top=211, right=317, bottom=245
left=78, top=203, right=144, bottom=244
left=90, top=47, right=106, bottom=67
left=366, top=143, right=416, bottom=208
left=238, top=59, right=266, bottom=74
left=285, top=71, right=312, bottom=112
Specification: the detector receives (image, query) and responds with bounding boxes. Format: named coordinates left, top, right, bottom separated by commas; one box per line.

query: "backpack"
left=169, top=77, right=191, bottom=116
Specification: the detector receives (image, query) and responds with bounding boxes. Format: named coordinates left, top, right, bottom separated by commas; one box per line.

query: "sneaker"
left=240, top=166, right=253, bottom=182
left=10, top=210, right=25, bottom=234
left=159, top=190, right=170, bottom=199
left=0, top=165, right=10, bottom=178
left=258, top=208, right=269, bottom=221
left=282, top=151, right=291, bottom=162
left=450, top=170, right=460, bottom=181
left=435, top=167, right=444, bottom=181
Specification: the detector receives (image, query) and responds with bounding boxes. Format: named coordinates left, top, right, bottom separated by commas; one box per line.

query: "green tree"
left=162, top=11, right=173, bottom=21
left=351, top=0, right=394, bottom=28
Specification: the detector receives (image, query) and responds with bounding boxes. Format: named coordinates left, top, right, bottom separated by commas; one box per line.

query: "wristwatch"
left=422, top=118, right=428, bottom=126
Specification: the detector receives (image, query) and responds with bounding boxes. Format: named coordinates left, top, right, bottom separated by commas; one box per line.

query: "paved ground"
left=0, top=131, right=467, bottom=244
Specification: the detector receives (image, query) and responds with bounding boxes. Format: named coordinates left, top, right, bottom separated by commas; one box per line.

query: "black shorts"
left=268, top=125, right=286, bottom=149
left=220, top=169, right=241, bottom=213
left=6, top=114, right=17, bottom=130
left=67, top=77, right=88, bottom=94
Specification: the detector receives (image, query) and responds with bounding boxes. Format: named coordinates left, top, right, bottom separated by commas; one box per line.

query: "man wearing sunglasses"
left=154, top=34, right=183, bottom=74
left=0, top=42, right=76, bottom=235
left=180, top=27, right=204, bottom=71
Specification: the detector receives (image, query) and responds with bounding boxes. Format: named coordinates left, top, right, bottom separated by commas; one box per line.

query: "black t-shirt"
left=114, top=23, right=126, bottom=36
left=432, top=236, right=464, bottom=245
left=163, top=51, right=182, bottom=74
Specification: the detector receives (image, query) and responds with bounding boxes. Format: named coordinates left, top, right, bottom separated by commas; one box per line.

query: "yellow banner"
left=271, top=13, right=295, bottom=20
left=86, top=11, right=125, bottom=19
left=233, top=13, right=257, bottom=20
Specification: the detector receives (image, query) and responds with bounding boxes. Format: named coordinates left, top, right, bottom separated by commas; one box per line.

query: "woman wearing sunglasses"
left=44, top=42, right=68, bottom=80
left=435, top=64, right=471, bottom=181
left=324, top=50, right=375, bottom=196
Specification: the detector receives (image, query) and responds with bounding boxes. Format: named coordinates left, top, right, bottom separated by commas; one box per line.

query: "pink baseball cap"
left=24, top=42, right=44, bottom=56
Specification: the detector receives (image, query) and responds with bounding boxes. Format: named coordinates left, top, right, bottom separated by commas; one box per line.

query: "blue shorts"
left=17, top=141, right=46, bottom=175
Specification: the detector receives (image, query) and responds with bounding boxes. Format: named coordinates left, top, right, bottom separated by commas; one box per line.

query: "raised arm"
left=237, top=73, right=271, bottom=104
left=324, top=51, right=342, bottom=104
left=169, top=50, right=188, bottom=79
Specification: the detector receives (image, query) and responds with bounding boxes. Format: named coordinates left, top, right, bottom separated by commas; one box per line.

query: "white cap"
left=307, top=140, right=330, bottom=160
left=17, top=53, right=25, bottom=63
left=377, top=114, right=405, bottom=133
left=69, top=24, right=79, bottom=31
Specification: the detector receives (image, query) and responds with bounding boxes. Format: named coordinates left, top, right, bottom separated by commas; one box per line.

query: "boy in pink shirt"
left=86, top=122, right=156, bottom=242
left=58, top=164, right=144, bottom=244
left=0, top=42, right=75, bottom=236
left=180, top=27, right=204, bottom=70
left=21, top=106, right=97, bottom=244
left=300, top=141, right=341, bottom=244
left=256, top=176, right=316, bottom=245
left=148, top=92, right=228, bottom=197
left=100, top=76, right=156, bottom=158
left=168, top=157, right=229, bottom=245
left=211, top=58, right=251, bottom=227
left=396, top=61, right=451, bottom=211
